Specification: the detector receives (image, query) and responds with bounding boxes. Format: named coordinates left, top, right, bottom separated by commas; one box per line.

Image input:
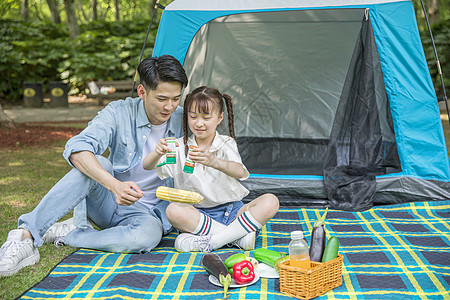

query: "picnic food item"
left=254, top=248, right=284, bottom=267
left=245, top=256, right=259, bottom=269
left=322, top=236, right=340, bottom=262
left=183, top=145, right=197, bottom=174
left=224, top=254, right=258, bottom=275
left=232, top=260, right=255, bottom=285
left=155, top=186, right=204, bottom=203
left=224, top=253, right=246, bottom=274
left=201, top=253, right=231, bottom=299
left=309, top=207, right=328, bottom=262
left=289, top=231, right=310, bottom=269
left=165, top=137, right=177, bottom=164
left=273, top=254, right=289, bottom=273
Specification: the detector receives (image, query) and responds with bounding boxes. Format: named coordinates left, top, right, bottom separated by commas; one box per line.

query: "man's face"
left=138, top=81, right=182, bottom=125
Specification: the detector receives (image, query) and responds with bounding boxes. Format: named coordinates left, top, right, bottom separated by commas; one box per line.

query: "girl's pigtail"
left=223, top=94, right=235, bottom=140
left=183, top=93, right=191, bottom=156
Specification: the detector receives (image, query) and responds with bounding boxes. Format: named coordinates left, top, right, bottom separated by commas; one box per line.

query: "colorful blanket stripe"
left=19, top=200, right=450, bottom=299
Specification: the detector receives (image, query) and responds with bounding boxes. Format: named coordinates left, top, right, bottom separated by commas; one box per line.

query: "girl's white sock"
left=210, top=210, right=262, bottom=250
left=192, top=213, right=226, bottom=236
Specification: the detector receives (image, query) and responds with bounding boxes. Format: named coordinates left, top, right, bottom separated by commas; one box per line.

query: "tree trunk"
left=32, top=2, right=43, bottom=21
left=21, top=0, right=29, bottom=21
left=92, top=0, right=98, bottom=21
left=64, top=0, right=80, bottom=39
left=148, top=0, right=156, bottom=18
left=148, top=0, right=157, bottom=18
left=77, top=0, right=89, bottom=22
left=0, top=105, right=16, bottom=130
left=101, top=1, right=111, bottom=20
left=427, top=0, right=439, bottom=24
left=114, top=0, right=120, bottom=21
left=46, top=0, right=61, bottom=23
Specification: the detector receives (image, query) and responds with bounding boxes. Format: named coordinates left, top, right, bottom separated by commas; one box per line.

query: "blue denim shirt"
left=63, top=97, right=183, bottom=234
left=63, top=97, right=183, bottom=173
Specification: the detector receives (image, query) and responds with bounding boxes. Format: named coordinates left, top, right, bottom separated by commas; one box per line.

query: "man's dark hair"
left=138, top=55, right=188, bottom=90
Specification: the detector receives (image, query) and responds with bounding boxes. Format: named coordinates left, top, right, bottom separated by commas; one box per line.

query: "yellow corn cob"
left=156, top=186, right=204, bottom=204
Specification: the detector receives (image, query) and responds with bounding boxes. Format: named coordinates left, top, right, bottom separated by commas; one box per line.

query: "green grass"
left=0, top=141, right=77, bottom=299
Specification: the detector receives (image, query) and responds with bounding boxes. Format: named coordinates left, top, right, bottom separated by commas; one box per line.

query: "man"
left=0, top=55, right=188, bottom=276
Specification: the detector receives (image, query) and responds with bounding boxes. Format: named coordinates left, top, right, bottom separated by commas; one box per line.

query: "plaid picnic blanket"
left=19, top=200, right=450, bottom=300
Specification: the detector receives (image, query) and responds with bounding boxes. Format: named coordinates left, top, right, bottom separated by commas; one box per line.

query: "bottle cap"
left=291, top=230, right=303, bottom=240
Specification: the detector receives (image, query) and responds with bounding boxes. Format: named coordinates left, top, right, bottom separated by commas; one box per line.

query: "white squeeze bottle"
left=289, top=231, right=311, bottom=269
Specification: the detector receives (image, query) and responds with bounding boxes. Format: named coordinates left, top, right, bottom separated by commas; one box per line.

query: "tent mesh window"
left=323, top=14, right=401, bottom=211
left=181, top=9, right=401, bottom=179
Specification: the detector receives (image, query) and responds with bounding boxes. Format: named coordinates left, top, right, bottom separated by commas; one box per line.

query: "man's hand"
left=110, top=180, right=144, bottom=205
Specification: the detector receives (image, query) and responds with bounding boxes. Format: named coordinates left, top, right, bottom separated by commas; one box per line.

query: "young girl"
left=143, top=86, right=279, bottom=252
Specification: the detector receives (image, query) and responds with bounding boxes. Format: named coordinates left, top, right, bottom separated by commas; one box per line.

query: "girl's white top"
left=156, top=132, right=250, bottom=208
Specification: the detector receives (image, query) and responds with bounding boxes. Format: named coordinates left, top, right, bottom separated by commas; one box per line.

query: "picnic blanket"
left=19, top=200, right=450, bottom=299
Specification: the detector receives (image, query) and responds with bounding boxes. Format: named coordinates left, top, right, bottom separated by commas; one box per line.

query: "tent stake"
left=131, top=0, right=165, bottom=98
left=419, top=0, right=449, bottom=127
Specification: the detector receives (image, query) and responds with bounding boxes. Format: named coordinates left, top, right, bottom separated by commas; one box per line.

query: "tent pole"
left=419, top=0, right=449, bottom=127
left=131, top=0, right=165, bottom=98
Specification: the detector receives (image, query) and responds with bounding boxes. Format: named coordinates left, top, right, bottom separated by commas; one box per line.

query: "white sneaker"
left=42, top=218, right=76, bottom=245
left=0, top=229, right=40, bottom=277
left=233, top=231, right=256, bottom=250
left=174, top=233, right=212, bottom=253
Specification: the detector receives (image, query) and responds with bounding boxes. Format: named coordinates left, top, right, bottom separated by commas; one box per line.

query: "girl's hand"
left=188, top=146, right=248, bottom=179
left=188, top=147, right=216, bottom=167
left=143, top=138, right=178, bottom=170
left=154, top=138, right=171, bottom=155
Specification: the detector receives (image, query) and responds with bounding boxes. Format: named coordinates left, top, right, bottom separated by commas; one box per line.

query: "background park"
left=0, top=0, right=449, bottom=299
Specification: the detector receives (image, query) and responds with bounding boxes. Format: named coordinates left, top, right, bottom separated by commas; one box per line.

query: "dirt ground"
left=0, top=122, right=84, bottom=148
left=0, top=96, right=94, bottom=148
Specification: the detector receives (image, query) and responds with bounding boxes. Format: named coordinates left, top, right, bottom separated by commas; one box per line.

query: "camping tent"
left=152, top=0, right=450, bottom=211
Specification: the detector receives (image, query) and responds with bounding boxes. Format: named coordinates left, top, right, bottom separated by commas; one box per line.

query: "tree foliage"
left=0, top=20, right=68, bottom=102
left=0, top=0, right=164, bottom=104
left=417, top=17, right=450, bottom=99
left=413, top=0, right=450, bottom=99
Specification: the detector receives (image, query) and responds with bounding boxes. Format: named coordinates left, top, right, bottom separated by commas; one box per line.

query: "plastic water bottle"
left=289, top=231, right=310, bottom=269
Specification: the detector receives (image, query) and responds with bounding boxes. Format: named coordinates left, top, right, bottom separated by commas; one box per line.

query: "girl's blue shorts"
left=197, top=201, right=244, bottom=225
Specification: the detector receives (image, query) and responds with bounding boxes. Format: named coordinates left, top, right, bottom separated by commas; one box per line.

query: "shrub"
left=0, top=20, right=69, bottom=103
left=420, top=18, right=450, bottom=99
left=0, top=18, right=155, bottom=105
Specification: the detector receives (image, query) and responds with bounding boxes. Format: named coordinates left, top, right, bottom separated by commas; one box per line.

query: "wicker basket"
left=278, top=254, right=343, bottom=300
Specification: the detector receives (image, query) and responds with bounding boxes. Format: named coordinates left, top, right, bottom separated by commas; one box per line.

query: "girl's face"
left=188, top=101, right=223, bottom=143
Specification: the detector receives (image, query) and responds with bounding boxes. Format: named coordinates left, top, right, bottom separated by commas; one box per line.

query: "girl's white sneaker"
left=175, top=233, right=212, bottom=252
left=232, top=231, right=256, bottom=250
